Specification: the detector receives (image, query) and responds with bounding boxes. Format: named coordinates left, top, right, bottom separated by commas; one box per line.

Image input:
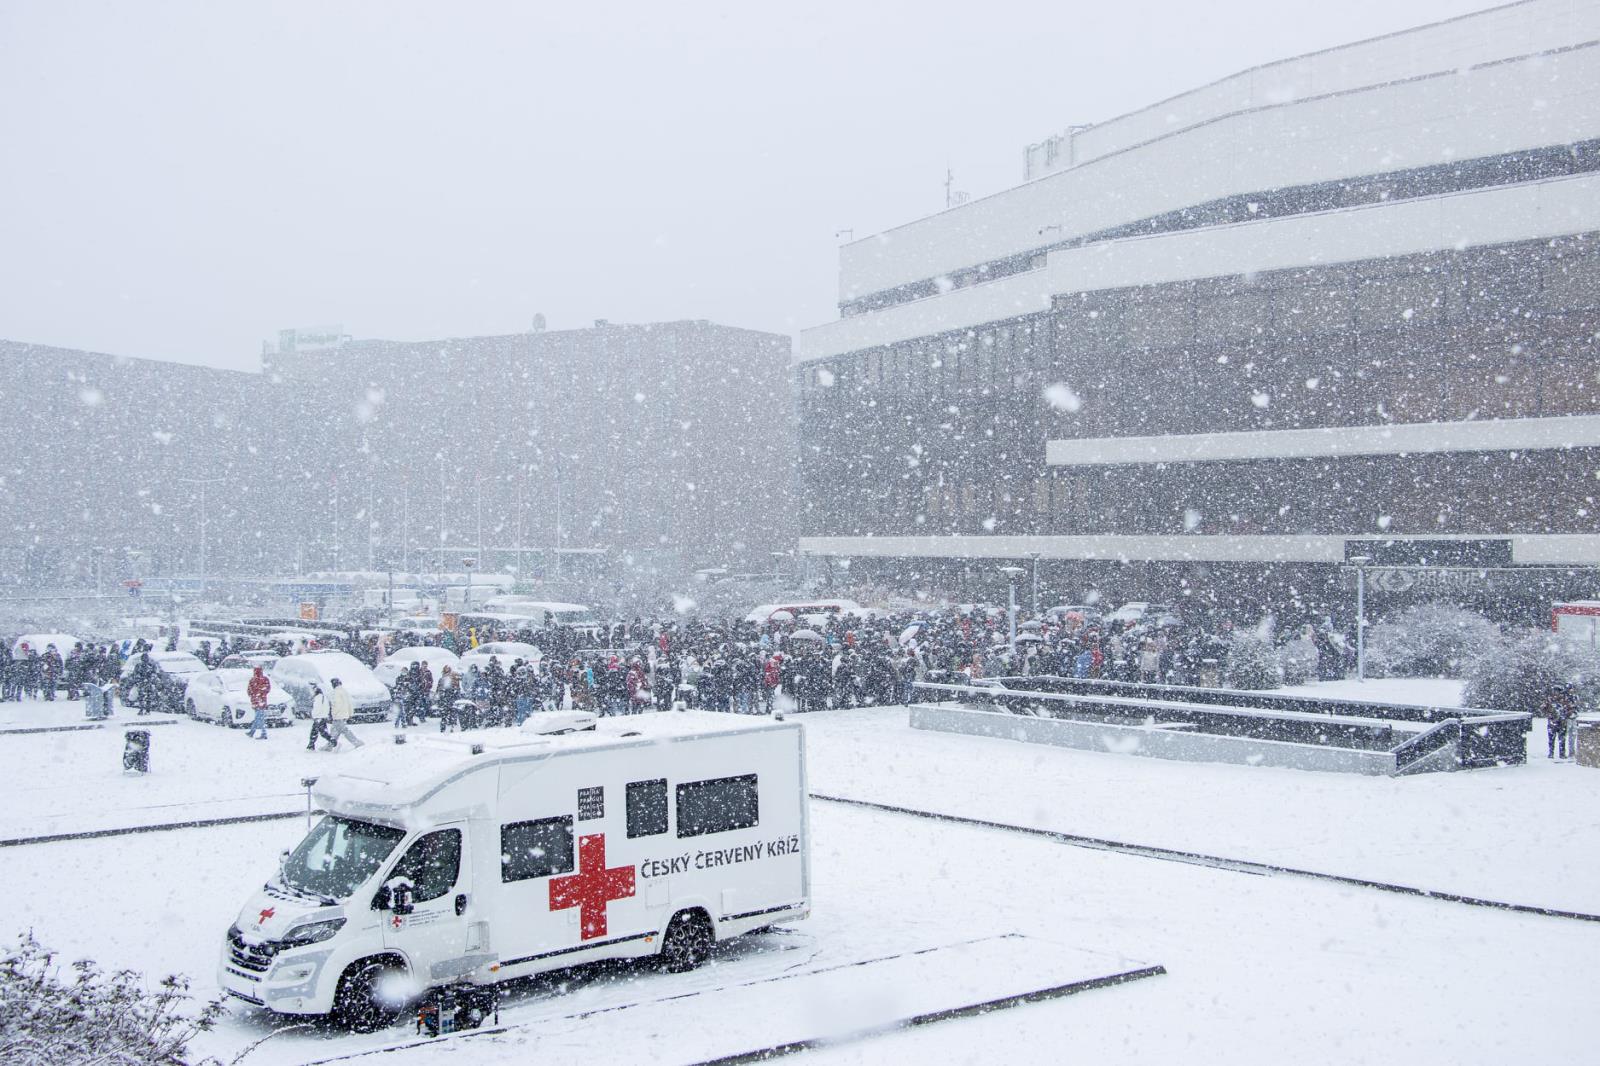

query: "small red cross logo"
left=391, top=915, right=404, bottom=930
left=258, top=907, right=275, bottom=924
left=549, top=833, right=635, bottom=940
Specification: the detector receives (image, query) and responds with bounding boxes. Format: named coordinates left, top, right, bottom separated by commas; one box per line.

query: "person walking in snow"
left=323, top=678, right=364, bottom=749
left=307, top=682, right=333, bottom=750
left=245, top=665, right=271, bottom=739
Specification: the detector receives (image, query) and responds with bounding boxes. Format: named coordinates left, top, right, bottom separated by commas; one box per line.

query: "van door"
left=380, top=825, right=480, bottom=986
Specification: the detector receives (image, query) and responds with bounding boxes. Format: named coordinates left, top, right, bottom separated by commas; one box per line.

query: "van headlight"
left=279, top=917, right=346, bottom=948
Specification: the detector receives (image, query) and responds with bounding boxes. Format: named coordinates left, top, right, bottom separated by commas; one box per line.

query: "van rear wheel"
left=333, top=957, right=405, bottom=1032
left=659, top=910, right=713, bottom=973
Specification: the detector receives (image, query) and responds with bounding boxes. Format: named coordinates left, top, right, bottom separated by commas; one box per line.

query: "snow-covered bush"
left=1278, top=636, right=1318, bottom=686
left=1223, top=631, right=1281, bottom=690
left=1364, top=602, right=1499, bottom=678
left=1462, top=628, right=1600, bottom=715
left=0, top=933, right=223, bottom=1066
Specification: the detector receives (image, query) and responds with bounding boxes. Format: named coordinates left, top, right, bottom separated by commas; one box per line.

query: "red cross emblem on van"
left=258, top=907, right=275, bottom=925
left=549, top=834, right=635, bottom=940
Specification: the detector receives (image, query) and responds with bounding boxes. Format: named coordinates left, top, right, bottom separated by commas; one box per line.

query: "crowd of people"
left=0, top=604, right=1370, bottom=737
left=0, top=639, right=125, bottom=702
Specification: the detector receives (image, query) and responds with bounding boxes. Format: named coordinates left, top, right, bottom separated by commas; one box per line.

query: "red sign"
left=549, top=834, right=635, bottom=940
left=258, top=907, right=275, bottom=924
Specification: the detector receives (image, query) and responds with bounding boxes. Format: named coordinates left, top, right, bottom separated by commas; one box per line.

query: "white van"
left=218, top=711, right=810, bottom=1029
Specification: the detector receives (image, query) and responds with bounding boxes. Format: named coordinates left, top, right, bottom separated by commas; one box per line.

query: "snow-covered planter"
left=1462, top=628, right=1600, bottom=715
left=0, top=933, right=223, bottom=1066
left=1364, top=602, right=1499, bottom=678
left=1223, top=632, right=1281, bottom=690
left=1278, top=637, right=1318, bottom=686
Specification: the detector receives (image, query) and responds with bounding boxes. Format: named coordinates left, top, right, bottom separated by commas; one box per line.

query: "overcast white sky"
left=0, top=0, right=1497, bottom=370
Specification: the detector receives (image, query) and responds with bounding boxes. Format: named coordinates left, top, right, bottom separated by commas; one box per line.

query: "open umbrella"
left=1019, top=620, right=1043, bottom=632
left=898, top=621, right=925, bottom=645
left=1015, top=631, right=1044, bottom=643
left=790, top=629, right=824, bottom=642
left=768, top=609, right=795, bottom=622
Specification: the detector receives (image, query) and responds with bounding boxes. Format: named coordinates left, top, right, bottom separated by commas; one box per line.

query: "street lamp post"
left=1350, top=554, right=1372, bottom=682
left=1029, top=551, right=1042, bottom=617
left=999, top=565, right=1025, bottom=651
left=436, top=455, right=446, bottom=580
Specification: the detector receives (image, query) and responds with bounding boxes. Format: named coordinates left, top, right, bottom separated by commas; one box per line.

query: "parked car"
left=1046, top=604, right=1105, bottom=628
left=372, top=646, right=461, bottom=693
left=457, top=641, right=540, bottom=679
left=270, top=652, right=392, bottom=722
left=10, top=632, right=81, bottom=658
left=119, top=651, right=209, bottom=712
left=217, top=651, right=281, bottom=672
left=1107, top=602, right=1183, bottom=628
left=185, top=668, right=293, bottom=728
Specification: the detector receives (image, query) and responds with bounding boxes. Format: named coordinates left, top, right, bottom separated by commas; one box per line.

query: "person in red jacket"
left=245, top=666, right=271, bottom=740
left=763, top=653, right=783, bottom=714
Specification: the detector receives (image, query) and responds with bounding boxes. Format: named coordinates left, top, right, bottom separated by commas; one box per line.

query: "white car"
left=185, top=669, right=293, bottom=728
left=11, top=632, right=81, bottom=657
left=218, top=651, right=281, bottom=671
left=372, top=646, right=461, bottom=693
left=457, top=641, right=540, bottom=679
left=121, top=650, right=209, bottom=685
left=271, top=652, right=392, bottom=722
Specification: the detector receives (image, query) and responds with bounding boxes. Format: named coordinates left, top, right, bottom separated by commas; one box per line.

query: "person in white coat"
left=307, top=683, right=332, bottom=750
left=322, top=678, right=364, bottom=750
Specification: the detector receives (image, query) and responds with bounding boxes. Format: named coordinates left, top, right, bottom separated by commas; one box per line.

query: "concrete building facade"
left=795, top=0, right=1600, bottom=621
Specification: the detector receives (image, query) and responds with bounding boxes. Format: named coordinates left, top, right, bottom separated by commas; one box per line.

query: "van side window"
left=676, top=774, right=759, bottom=838
left=626, top=779, right=668, bottom=838
left=502, top=817, right=574, bottom=882
left=389, top=829, right=461, bottom=903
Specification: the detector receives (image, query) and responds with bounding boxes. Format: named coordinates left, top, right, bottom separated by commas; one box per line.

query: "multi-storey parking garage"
left=795, top=0, right=1600, bottom=622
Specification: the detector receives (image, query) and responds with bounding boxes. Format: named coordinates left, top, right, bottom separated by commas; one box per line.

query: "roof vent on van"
left=470, top=743, right=484, bottom=755
left=393, top=734, right=407, bottom=745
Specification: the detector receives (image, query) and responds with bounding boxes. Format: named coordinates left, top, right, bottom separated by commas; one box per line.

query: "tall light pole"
left=178, top=477, right=225, bottom=598
left=474, top=473, right=484, bottom=573
left=1000, top=565, right=1025, bottom=652
left=436, top=454, right=447, bottom=580
left=1350, top=554, right=1372, bottom=682
left=1029, top=551, right=1042, bottom=617
left=401, top=484, right=410, bottom=576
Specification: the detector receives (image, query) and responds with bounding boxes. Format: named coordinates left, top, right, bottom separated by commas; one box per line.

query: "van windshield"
left=280, top=815, right=405, bottom=901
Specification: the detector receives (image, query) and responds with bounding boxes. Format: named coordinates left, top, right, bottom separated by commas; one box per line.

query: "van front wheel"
left=333, top=957, right=406, bottom=1032
left=659, top=910, right=713, bottom=973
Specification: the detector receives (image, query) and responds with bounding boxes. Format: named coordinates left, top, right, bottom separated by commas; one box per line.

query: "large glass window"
left=676, top=774, right=759, bottom=838
left=502, top=816, right=575, bottom=882
left=280, top=815, right=405, bottom=902
left=389, top=829, right=461, bottom=903
left=627, top=778, right=669, bottom=838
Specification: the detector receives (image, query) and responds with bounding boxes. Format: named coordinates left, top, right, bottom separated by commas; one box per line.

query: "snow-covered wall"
left=803, top=171, right=1600, bottom=363
left=1024, top=0, right=1600, bottom=180
left=841, top=32, right=1600, bottom=303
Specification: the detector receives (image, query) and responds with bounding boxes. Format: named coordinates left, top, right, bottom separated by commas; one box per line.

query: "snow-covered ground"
left=1, top=683, right=1596, bottom=1064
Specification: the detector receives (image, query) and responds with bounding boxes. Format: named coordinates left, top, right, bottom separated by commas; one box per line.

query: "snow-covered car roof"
left=11, top=633, right=81, bottom=655
left=385, top=646, right=460, bottom=664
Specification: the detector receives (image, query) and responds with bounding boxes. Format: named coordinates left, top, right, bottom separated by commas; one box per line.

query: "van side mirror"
left=377, top=877, right=415, bottom=915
